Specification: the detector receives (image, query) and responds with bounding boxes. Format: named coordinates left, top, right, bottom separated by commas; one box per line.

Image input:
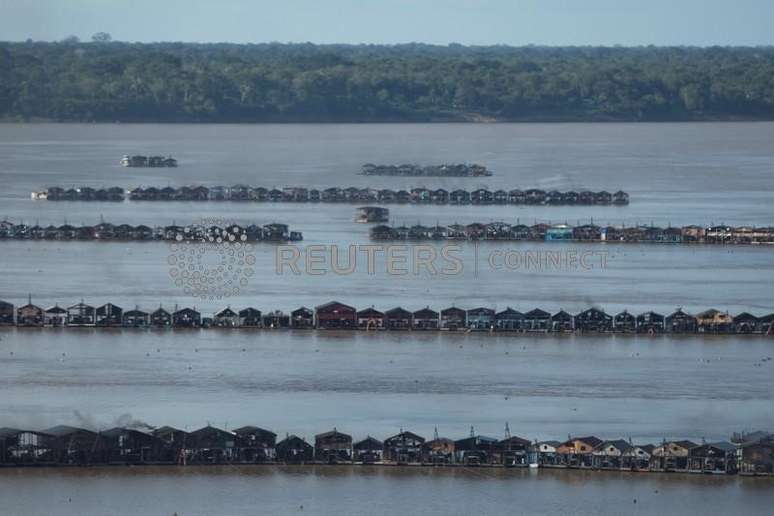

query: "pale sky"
left=0, top=0, right=771, bottom=46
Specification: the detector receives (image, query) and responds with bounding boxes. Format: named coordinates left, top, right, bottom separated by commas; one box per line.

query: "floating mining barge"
left=32, top=186, right=630, bottom=206
left=360, top=163, right=493, bottom=177
left=370, top=222, right=774, bottom=245
left=2, top=299, right=772, bottom=334
left=120, top=155, right=177, bottom=167
left=0, top=423, right=771, bottom=475
left=0, top=222, right=302, bottom=242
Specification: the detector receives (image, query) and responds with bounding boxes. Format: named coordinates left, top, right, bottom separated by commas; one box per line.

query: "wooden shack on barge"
left=687, top=442, right=737, bottom=474
left=614, top=311, right=636, bottom=332
left=172, top=307, right=201, bottom=328
left=0, top=300, right=14, bottom=325
left=232, top=426, right=276, bottom=462
left=650, top=440, right=697, bottom=472
left=383, top=431, right=425, bottom=464
left=412, top=307, right=439, bottom=330
left=66, top=301, right=96, bottom=326
left=665, top=309, right=698, bottom=333
left=276, top=435, right=314, bottom=464
left=454, top=432, right=501, bottom=465
left=291, top=307, right=314, bottom=329
left=96, top=303, right=123, bottom=327
left=495, top=308, right=525, bottom=331
left=44, top=425, right=103, bottom=465
left=440, top=306, right=466, bottom=331
left=315, top=301, right=356, bottom=330
left=556, top=436, right=603, bottom=468
left=121, top=307, right=149, bottom=327
left=186, top=426, right=239, bottom=464
left=0, top=428, right=55, bottom=465
left=99, top=428, right=165, bottom=464
left=636, top=311, right=665, bottom=333
left=384, top=307, right=412, bottom=330
left=353, top=437, right=384, bottom=464
left=356, top=307, right=385, bottom=330
left=551, top=310, right=574, bottom=332
left=16, top=298, right=44, bottom=326
left=314, top=429, right=352, bottom=463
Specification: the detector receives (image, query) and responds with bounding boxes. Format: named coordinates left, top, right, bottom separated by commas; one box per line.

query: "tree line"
left=1, top=41, right=773, bottom=122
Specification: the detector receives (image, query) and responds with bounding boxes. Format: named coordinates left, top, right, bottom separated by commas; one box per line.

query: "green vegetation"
left=1, top=41, right=773, bottom=122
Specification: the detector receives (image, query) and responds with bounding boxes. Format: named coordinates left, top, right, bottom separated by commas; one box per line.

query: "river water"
left=2, top=467, right=774, bottom=516
left=0, top=123, right=773, bottom=515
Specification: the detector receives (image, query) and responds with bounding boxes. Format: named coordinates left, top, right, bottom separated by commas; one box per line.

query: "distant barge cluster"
left=360, top=163, right=492, bottom=177
left=33, top=186, right=629, bottom=205
left=0, top=221, right=302, bottom=242
left=2, top=299, right=772, bottom=335
left=370, top=221, right=774, bottom=245
left=1, top=424, right=772, bottom=476
left=120, top=155, right=177, bottom=167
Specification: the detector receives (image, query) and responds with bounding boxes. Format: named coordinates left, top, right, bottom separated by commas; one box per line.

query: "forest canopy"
left=1, top=41, right=773, bottom=122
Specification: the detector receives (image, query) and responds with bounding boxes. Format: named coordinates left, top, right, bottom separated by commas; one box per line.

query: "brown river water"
left=1, top=123, right=773, bottom=515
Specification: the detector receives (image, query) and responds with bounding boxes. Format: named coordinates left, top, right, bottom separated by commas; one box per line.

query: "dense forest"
left=1, top=41, right=774, bottom=122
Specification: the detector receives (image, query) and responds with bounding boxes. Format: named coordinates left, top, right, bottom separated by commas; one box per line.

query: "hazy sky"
left=1, top=0, right=771, bottom=46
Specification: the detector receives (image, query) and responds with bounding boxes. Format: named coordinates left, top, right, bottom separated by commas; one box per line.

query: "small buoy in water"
left=633, top=499, right=637, bottom=504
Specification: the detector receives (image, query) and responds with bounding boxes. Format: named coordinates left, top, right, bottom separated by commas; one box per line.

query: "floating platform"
left=34, top=186, right=630, bottom=205
left=120, top=155, right=177, bottom=167
left=355, top=206, right=389, bottom=223
left=1, top=299, right=772, bottom=335
left=0, top=222, right=302, bottom=243
left=0, top=422, right=768, bottom=475
left=360, top=163, right=492, bottom=177
left=370, top=222, right=774, bottom=245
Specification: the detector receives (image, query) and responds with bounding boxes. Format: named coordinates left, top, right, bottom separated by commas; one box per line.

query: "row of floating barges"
left=371, top=221, right=774, bottom=245
left=360, top=163, right=492, bottom=177
left=120, top=155, right=177, bottom=167
left=2, top=299, right=772, bottom=335
left=1, top=424, right=772, bottom=475
left=33, top=186, right=629, bottom=206
left=0, top=221, right=302, bottom=242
